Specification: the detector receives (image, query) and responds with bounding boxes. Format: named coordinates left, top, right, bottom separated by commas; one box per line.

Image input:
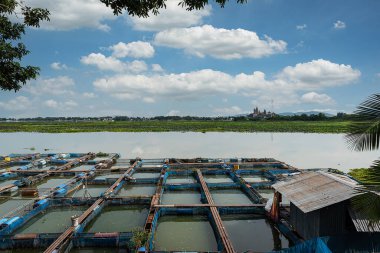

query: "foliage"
left=349, top=167, right=380, bottom=186
left=96, top=152, right=109, bottom=157
left=0, top=120, right=353, bottom=133
left=0, top=0, right=49, bottom=91
left=130, top=227, right=150, bottom=249
left=346, top=94, right=380, bottom=151
left=101, top=0, right=247, bottom=17
left=345, top=94, right=380, bottom=223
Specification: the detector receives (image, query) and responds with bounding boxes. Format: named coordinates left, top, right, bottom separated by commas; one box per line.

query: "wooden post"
left=270, top=191, right=281, bottom=222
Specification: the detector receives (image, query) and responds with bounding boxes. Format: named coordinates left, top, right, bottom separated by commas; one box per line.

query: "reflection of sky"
left=0, top=132, right=378, bottom=172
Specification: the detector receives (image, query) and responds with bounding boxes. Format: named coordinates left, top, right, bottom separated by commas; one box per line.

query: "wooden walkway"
left=196, top=169, right=236, bottom=253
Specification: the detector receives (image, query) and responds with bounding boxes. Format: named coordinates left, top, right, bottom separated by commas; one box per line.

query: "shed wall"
left=290, top=203, right=320, bottom=240
left=319, top=201, right=348, bottom=236
left=290, top=200, right=351, bottom=240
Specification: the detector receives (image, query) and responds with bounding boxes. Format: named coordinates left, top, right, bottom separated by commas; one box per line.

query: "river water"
left=0, top=132, right=378, bottom=172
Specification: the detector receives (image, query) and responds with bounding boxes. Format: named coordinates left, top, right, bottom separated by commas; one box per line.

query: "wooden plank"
left=154, top=204, right=265, bottom=208
left=196, top=169, right=236, bottom=253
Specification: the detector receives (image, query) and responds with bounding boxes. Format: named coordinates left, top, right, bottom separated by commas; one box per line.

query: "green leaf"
left=351, top=191, right=380, bottom=224
left=346, top=94, right=380, bottom=151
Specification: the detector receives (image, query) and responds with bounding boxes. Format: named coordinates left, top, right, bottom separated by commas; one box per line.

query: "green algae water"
left=15, top=206, right=86, bottom=234
left=94, top=174, right=123, bottom=180
left=36, top=176, right=72, bottom=190
left=117, top=184, right=156, bottom=196
left=204, top=174, right=234, bottom=183
left=70, top=165, right=94, bottom=171
left=70, top=248, right=127, bottom=253
left=257, top=188, right=275, bottom=199
left=165, top=175, right=196, bottom=184
left=132, top=172, right=160, bottom=179
left=211, top=189, right=253, bottom=205
left=154, top=215, right=217, bottom=252
left=69, top=185, right=107, bottom=197
left=141, top=164, right=162, bottom=168
left=161, top=191, right=201, bottom=205
left=222, top=214, right=290, bottom=252
left=84, top=206, right=149, bottom=232
left=1, top=249, right=43, bottom=253
left=0, top=180, right=17, bottom=188
left=0, top=199, right=30, bottom=217
left=242, top=175, right=270, bottom=183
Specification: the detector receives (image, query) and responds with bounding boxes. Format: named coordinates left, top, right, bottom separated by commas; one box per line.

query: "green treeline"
left=0, top=120, right=353, bottom=133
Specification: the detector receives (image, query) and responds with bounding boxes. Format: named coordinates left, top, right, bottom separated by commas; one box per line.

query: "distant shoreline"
left=0, top=120, right=352, bottom=133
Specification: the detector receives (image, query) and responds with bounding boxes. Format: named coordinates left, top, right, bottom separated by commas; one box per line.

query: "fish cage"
left=2, top=152, right=376, bottom=253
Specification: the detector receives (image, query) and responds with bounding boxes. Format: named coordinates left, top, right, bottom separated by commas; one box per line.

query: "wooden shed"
left=272, top=171, right=379, bottom=240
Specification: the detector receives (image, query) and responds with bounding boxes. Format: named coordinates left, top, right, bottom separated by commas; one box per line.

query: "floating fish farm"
left=0, top=153, right=378, bottom=253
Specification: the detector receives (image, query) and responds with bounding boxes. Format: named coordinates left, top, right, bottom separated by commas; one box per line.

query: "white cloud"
left=26, top=76, right=75, bottom=95
left=334, top=20, right=346, bottom=30
left=44, top=99, right=78, bottom=110
left=128, top=60, right=148, bottom=73
left=129, top=0, right=211, bottom=31
left=51, top=62, right=68, bottom=70
left=167, top=110, right=180, bottom=116
left=110, top=41, right=155, bottom=58
left=296, top=24, right=307, bottom=30
left=143, top=97, right=155, bottom=103
left=152, top=64, right=164, bottom=72
left=44, top=99, right=58, bottom=108
left=81, top=53, right=125, bottom=72
left=0, top=96, right=32, bottom=111
left=214, top=106, right=242, bottom=115
left=93, top=59, right=360, bottom=105
left=301, top=92, right=335, bottom=104
left=276, top=59, right=361, bottom=89
left=81, top=53, right=147, bottom=73
left=83, top=92, right=97, bottom=98
left=154, top=25, right=287, bottom=59
left=64, top=100, right=78, bottom=108
left=22, top=0, right=116, bottom=31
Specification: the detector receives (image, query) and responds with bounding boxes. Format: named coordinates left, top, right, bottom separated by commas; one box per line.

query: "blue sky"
left=1, top=0, right=379, bottom=117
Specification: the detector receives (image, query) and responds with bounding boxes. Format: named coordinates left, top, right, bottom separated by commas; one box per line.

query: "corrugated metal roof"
left=272, top=171, right=363, bottom=213
left=348, top=206, right=380, bottom=232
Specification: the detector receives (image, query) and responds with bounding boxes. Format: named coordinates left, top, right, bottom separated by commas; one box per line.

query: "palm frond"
left=346, top=94, right=380, bottom=151
left=351, top=191, right=380, bottom=223
left=349, top=161, right=380, bottom=186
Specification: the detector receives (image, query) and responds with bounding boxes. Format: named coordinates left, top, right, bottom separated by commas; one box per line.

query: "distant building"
left=249, top=107, right=275, bottom=119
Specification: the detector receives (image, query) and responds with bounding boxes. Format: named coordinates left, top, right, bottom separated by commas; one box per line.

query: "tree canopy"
left=0, top=0, right=49, bottom=92
left=100, top=0, right=247, bottom=17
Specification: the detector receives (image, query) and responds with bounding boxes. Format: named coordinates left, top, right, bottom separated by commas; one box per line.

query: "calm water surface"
left=161, top=191, right=202, bottom=205
left=211, top=189, right=254, bottom=205
left=84, top=206, right=149, bottom=232
left=69, top=185, right=107, bottom=197
left=222, top=214, right=290, bottom=252
left=0, top=132, right=378, bottom=172
left=117, top=184, right=156, bottom=196
left=16, top=206, right=86, bottom=234
left=166, top=175, right=196, bottom=184
left=70, top=249, right=126, bottom=253
left=154, top=215, right=218, bottom=252
left=0, top=199, right=30, bottom=217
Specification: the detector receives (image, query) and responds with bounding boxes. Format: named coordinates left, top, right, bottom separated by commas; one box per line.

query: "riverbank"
left=0, top=120, right=352, bottom=133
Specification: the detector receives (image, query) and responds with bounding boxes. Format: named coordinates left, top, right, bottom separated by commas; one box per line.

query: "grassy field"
left=0, top=120, right=353, bottom=133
